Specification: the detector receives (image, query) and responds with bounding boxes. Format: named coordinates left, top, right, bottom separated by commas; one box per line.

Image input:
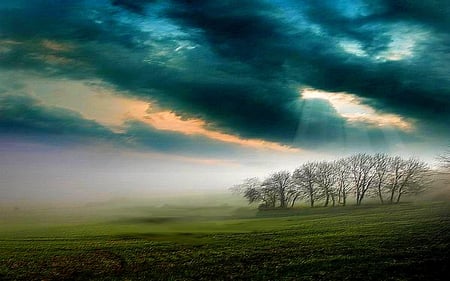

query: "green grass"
left=0, top=201, right=449, bottom=280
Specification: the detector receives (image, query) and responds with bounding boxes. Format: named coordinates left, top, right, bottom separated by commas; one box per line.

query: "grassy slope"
left=0, top=202, right=449, bottom=280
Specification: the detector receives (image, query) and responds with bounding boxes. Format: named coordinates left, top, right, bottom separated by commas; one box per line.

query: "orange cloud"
left=341, top=113, right=411, bottom=130
left=300, top=88, right=413, bottom=131
left=142, top=111, right=299, bottom=152
left=37, top=54, right=73, bottom=65
left=29, top=78, right=299, bottom=152
left=41, top=40, right=73, bottom=52
left=144, top=111, right=206, bottom=134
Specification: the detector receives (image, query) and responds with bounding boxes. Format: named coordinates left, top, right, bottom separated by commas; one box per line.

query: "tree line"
left=231, top=153, right=432, bottom=209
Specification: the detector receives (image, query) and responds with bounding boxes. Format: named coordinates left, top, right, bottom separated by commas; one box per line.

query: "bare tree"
left=254, top=184, right=278, bottom=208
left=436, top=149, right=450, bottom=185
left=232, top=153, right=433, bottom=208
left=292, top=162, right=318, bottom=207
left=314, top=161, right=337, bottom=206
left=437, top=148, right=450, bottom=173
left=231, top=178, right=277, bottom=208
left=439, top=153, right=450, bottom=170
left=286, top=178, right=302, bottom=208
left=333, top=159, right=352, bottom=206
left=262, top=171, right=293, bottom=208
left=386, top=157, right=431, bottom=203
left=372, top=153, right=391, bottom=204
left=230, top=177, right=260, bottom=195
left=347, top=154, right=377, bottom=205
left=387, top=156, right=405, bottom=204
left=243, top=186, right=263, bottom=204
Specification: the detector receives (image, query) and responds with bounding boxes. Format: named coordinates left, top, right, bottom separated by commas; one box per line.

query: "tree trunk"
left=378, top=184, right=384, bottom=204
left=359, top=189, right=366, bottom=205
left=271, top=196, right=276, bottom=208
left=279, top=191, right=286, bottom=208
left=356, top=189, right=361, bottom=205
left=396, top=191, right=402, bottom=204
left=291, top=195, right=299, bottom=208
left=389, top=189, right=395, bottom=204
left=324, top=192, right=329, bottom=207
left=342, top=190, right=346, bottom=206
left=396, top=185, right=405, bottom=204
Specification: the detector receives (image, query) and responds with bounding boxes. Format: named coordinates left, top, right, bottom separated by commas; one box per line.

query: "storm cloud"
left=0, top=0, right=448, bottom=153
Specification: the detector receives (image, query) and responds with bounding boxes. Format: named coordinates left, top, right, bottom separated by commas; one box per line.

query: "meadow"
left=0, top=197, right=449, bottom=280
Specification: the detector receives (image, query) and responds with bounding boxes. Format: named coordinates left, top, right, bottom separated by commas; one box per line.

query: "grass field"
left=0, top=200, right=449, bottom=280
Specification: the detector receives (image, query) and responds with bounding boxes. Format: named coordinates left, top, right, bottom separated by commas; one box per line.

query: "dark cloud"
left=378, top=0, right=450, bottom=32
left=166, top=0, right=290, bottom=70
left=0, top=94, right=115, bottom=141
left=0, top=91, right=255, bottom=157
left=163, top=0, right=450, bottom=121
left=291, top=98, right=415, bottom=153
left=0, top=0, right=448, bottom=151
left=1, top=0, right=303, bottom=144
left=294, top=99, right=346, bottom=148
left=111, top=0, right=156, bottom=14
left=124, top=120, right=249, bottom=156
left=296, top=1, right=449, bottom=120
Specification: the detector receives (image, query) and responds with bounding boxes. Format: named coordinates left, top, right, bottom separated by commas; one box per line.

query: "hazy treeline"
left=231, top=153, right=433, bottom=209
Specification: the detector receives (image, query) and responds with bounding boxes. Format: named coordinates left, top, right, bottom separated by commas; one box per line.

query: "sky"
left=0, top=0, right=449, bottom=202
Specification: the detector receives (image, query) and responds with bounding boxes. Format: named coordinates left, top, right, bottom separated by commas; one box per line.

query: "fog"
left=0, top=141, right=315, bottom=204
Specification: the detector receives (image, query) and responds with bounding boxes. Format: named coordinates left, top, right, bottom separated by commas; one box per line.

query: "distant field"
left=0, top=201, right=449, bottom=280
